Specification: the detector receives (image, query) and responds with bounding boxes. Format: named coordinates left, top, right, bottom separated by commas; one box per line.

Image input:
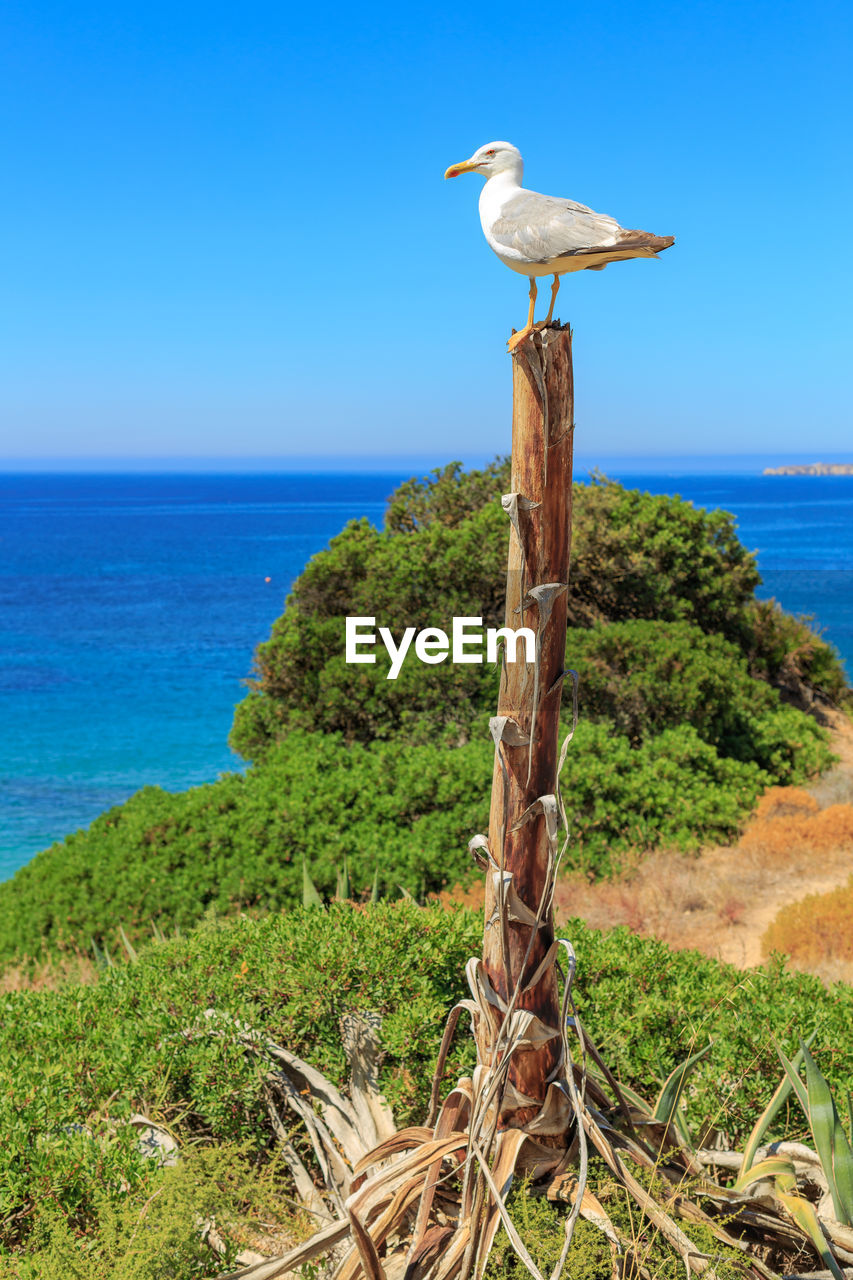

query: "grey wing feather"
left=489, top=190, right=622, bottom=262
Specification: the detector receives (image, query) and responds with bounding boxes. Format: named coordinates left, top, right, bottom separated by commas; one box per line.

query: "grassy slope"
left=2, top=902, right=852, bottom=1273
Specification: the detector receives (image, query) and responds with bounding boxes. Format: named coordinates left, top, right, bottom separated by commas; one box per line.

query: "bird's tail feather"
left=616, top=230, right=675, bottom=253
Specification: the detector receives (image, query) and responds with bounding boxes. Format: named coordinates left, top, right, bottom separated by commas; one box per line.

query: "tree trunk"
left=478, top=325, right=574, bottom=1128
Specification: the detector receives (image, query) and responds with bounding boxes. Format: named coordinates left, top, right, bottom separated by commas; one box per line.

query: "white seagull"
left=445, top=141, right=674, bottom=350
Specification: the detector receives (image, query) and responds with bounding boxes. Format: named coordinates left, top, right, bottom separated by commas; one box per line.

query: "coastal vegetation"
left=763, top=876, right=853, bottom=975
left=230, top=463, right=846, bottom=755
left=0, top=462, right=847, bottom=967
left=0, top=720, right=799, bottom=967
left=1, top=462, right=852, bottom=1276
left=3, top=902, right=853, bottom=1274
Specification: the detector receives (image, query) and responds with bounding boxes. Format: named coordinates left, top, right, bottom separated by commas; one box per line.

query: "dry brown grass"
left=0, top=952, right=98, bottom=992
left=438, top=780, right=853, bottom=977
left=558, top=786, right=853, bottom=970
left=434, top=881, right=486, bottom=913
left=740, top=786, right=853, bottom=859
left=762, top=878, right=853, bottom=984
left=750, top=785, right=819, bottom=819
left=551, top=845, right=758, bottom=960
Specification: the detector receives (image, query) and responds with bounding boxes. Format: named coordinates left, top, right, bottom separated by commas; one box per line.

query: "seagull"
left=445, top=141, right=674, bottom=351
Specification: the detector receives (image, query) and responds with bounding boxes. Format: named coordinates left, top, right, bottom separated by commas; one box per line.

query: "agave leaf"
left=733, top=1155, right=796, bottom=1194
left=339, top=857, right=350, bottom=902
left=777, top=1188, right=847, bottom=1280
left=847, top=1091, right=853, bottom=1149
left=741, top=1035, right=815, bottom=1175
left=832, top=1101, right=853, bottom=1227
left=90, top=937, right=109, bottom=969
left=801, top=1039, right=853, bottom=1226
left=594, top=1072, right=651, bottom=1116
left=673, top=1106, right=694, bottom=1148
left=652, top=1041, right=712, bottom=1137
left=302, top=859, right=323, bottom=909
left=370, top=869, right=380, bottom=904
left=118, top=924, right=139, bottom=964
left=778, top=1043, right=810, bottom=1116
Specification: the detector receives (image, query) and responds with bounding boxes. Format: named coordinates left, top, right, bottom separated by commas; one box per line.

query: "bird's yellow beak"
left=444, top=159, right=480, bottom=179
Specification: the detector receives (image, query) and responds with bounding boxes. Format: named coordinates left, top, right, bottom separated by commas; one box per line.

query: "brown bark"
left=479, top=325, right=574, bottom=1127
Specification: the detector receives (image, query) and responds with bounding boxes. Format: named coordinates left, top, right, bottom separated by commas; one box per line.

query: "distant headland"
left=763, top=462, right=853, bottom=476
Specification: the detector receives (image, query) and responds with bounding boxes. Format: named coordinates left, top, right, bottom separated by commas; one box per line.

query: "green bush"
left=0, top=904, right=482, bottom=1259
left=385, top=461, right=762, bottom=634
left=0, top=1143, right=298, bottom=1279
left=0, top=734, right=493, bottom=964
left=567, top=619, right=834, bottom=779
left=744, top=597, right=852, bottom=709
left=2, top=703, right=820, bottom=963
left=2, top=903, right=853, bottom=1267
left=559, top=722, right=767, bottom=871
left=230, top=468, right=768, bottom=759
left=484, top=1165, right=745, bottom=1280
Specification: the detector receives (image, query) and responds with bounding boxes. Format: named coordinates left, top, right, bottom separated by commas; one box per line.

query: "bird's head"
left=444, top=142, right=523, bottom=181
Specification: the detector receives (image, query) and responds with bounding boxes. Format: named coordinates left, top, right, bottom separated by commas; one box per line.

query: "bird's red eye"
left=485, top=149, right=496, bottom=156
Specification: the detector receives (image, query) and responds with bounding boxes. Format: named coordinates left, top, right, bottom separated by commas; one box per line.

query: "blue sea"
left=1, top=468, right=851, bottom=879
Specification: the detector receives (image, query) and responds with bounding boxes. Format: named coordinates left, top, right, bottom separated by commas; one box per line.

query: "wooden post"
left=478, top=325, right=574, bottom=1128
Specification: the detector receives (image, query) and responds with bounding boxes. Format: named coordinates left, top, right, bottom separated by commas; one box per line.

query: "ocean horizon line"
left=3, top=451, right=853, bottom=477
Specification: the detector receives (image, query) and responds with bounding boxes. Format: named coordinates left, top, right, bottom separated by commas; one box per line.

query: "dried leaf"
left=778, top=1190, right=847, bottom=1280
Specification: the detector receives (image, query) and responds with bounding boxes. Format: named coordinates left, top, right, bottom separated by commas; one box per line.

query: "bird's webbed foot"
left=507, top=325, right=535, bottom=352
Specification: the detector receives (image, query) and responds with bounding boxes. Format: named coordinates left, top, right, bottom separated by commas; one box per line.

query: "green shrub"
left=230, top=469, right=768, bottom=759
left=1, top=1143, right=306, bottom=1278
left=0, top=904, right=482, bottom=1258
left=559, top=722, right=767, bottom=872
left=2, top=703, right=818, bottom=963
left=567, top=620, right=834, bottom=779
left=743, top=597, right=852, bottom=709
left=2, top=904, right=853, bottom=1265
left=0, top=734, right=493, bottom=964
left=484, top=1164, right=745, bottom=1280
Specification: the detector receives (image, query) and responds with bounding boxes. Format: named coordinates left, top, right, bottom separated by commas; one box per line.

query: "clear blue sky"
left=1, top=0, right=851, bottom=464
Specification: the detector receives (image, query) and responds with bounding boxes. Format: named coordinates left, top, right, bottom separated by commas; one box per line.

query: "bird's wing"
left=487, top=190, right=623, bottom=263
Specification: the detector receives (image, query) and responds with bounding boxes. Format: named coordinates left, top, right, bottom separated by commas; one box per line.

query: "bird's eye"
left=485, top=149, right=496, bottom=156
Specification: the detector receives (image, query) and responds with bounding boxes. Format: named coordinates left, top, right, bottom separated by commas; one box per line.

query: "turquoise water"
left=1, top=469, right=850, bottom=878
left=0, top=473, right=407, bottom=877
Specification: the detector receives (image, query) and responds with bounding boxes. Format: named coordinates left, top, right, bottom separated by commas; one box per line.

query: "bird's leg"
left=526, top=277, right=537, bottom=327
left=535, top=275, right=561, bottom=329
left=507, top=278, right=537, bottom=351
left=545, top=274, right=560, bottom=326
